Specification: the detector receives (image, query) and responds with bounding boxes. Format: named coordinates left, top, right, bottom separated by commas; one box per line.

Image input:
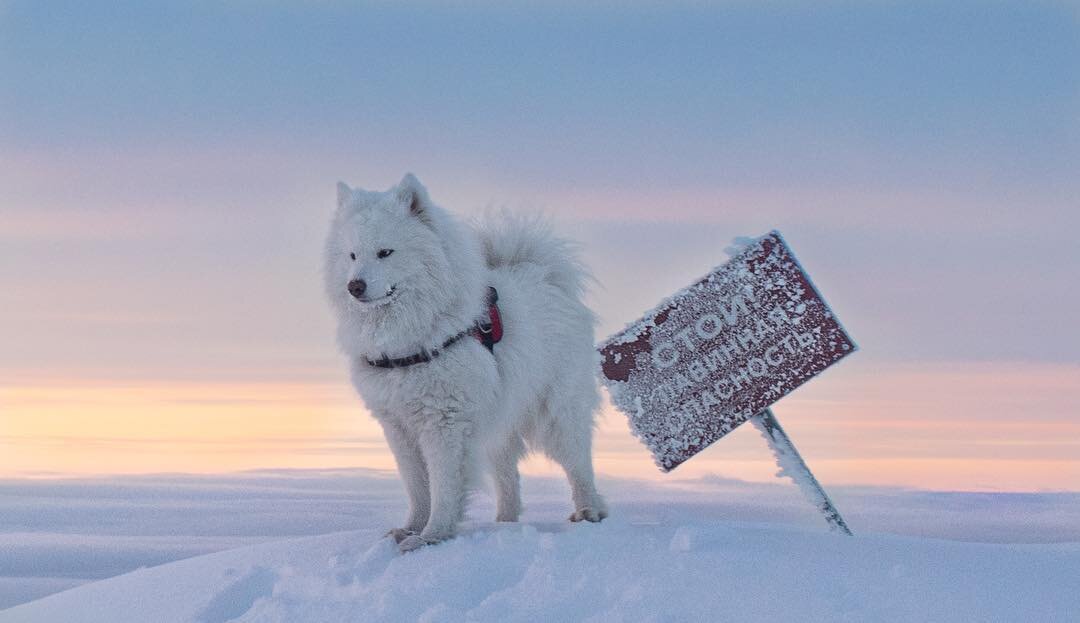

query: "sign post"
left=752, top=409, right=852, bottom=535
left=599, top=231, right=856, bottom=533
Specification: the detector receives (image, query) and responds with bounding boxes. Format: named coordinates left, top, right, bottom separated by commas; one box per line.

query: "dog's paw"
left=397, top=534, right=429, bottom=552
left=386, top=528, right=418, bottom=544
left=398, top=529, right=456, bottom=553
left=569, top=506, right=608, bottom=523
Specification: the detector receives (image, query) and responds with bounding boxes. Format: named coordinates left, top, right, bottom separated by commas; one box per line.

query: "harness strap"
left=365, top=287, right=503, bottom=369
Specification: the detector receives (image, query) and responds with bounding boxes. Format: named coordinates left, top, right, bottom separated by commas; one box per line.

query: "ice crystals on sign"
left=599, top=231, right=856, bottom=472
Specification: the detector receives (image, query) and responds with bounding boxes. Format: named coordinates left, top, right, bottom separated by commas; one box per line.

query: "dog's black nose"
left=347, top=279, right=367, bottom=299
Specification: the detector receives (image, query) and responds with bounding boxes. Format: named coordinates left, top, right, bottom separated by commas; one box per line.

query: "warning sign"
left=599, top=231, right=856, bottom=471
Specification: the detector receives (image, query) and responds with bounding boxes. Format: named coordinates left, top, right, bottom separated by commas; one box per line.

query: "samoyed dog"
left=325, top=173, right=606, bottom=552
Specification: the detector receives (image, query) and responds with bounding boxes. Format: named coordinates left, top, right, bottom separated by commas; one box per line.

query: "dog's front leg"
left=398, top=416, right=469, bottom=551
left=380, top=420, right=430, bottom=539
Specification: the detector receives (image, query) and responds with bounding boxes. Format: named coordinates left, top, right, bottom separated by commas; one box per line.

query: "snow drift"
left=2, top=470, right=1079, bottom=623
left=4, top=518, right=1079, bottom=623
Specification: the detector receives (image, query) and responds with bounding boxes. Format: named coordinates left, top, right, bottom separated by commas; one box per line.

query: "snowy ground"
left=2, top=469, right=1079, bottom=621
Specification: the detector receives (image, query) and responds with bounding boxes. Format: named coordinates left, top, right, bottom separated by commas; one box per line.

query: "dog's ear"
left=336, top=182, right=352, bottom=209
left=396, top=173, right=430, bottom=219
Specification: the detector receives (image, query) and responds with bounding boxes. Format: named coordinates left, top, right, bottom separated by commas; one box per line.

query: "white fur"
left=325, top=174, right=606, bottom=551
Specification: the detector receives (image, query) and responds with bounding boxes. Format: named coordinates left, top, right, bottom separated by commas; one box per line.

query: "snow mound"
left=4, top=519, right=1078, bottom=623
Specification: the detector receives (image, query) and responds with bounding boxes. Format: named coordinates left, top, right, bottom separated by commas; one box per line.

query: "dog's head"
left=324, top=173, right=450, bottom=317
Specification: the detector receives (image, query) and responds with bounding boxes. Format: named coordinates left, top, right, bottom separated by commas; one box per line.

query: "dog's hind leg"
left=540, top=403, right=607, bottom=523
left=491, top=435, right=525, bottom=522
left=380, top=420, right=430, bottom=537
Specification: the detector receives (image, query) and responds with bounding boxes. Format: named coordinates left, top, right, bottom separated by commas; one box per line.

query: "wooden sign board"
left=599, top=231, right=856, bottom=472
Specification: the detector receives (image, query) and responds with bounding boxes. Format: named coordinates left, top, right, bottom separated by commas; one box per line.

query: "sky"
left=1, top=1, right=1078, bottom=490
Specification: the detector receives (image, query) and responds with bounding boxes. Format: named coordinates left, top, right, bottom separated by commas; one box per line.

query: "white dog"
left=325, top=174, right=606, bottom=552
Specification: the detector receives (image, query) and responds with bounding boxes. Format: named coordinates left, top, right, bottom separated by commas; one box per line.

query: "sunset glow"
left=4, top=362, right=1076, bottom=491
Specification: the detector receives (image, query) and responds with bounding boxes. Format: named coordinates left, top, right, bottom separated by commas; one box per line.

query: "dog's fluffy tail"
left=476, top=210, right=591, bottom=301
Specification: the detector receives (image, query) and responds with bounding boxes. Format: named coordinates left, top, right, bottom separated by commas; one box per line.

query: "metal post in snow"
left=751, top=408, right=853, bottom=536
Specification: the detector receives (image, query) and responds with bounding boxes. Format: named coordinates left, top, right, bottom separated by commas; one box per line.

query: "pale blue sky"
left=4, top=1, right=1078, bottom=185
left=3, top=0, right=1078, bottom=380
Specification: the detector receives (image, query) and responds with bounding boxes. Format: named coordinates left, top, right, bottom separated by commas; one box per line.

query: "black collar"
left=365, top=330, right=471, bottom=369
left=365, top=287, right=500, bottom=369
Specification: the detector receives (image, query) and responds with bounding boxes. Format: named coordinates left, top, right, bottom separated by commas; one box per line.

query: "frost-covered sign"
left=600, top=231, right=856, bottom=472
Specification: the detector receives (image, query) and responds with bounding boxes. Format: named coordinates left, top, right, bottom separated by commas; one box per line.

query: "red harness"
left=472, top=286, right=503, bottom=352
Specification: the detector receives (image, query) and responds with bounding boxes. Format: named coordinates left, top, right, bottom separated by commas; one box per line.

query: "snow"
left=4, top=516, right=1078, bottom=622
left=723, top=236, right=758, bottom=259
left=0, top=469, right=407, bottom=610
left=2, top=470, right=1080, bottom=622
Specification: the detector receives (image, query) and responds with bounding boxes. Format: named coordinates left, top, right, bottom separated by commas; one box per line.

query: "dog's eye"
left=377, top=249, right=394, bottom=259
left=349, top=252, right=356, bottom=261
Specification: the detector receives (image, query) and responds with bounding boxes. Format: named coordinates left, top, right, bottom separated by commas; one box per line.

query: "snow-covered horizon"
left=3, top=467, right=1079, bottom=619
